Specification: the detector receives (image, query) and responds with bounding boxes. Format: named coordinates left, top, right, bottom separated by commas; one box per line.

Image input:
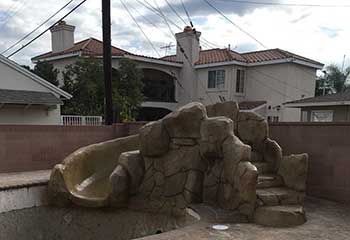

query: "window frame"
left=310, top=110, right=334, bottom=122
left=207, top=69, right=226, bottom=89
left=236, top=69, right=245, bottom=94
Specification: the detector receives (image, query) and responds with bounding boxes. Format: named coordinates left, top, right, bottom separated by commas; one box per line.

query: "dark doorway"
left=142, top=69, right=176, bottom=103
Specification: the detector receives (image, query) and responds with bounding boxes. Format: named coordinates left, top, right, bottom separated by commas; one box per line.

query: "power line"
left=120, top=0, right=161, bottom=57
left=163, top=0, right=188, bottom=26
left=217, top=0, right=350, bottom=8
left=248, top=73, right=295, bottom=100
left=151, top=0, right=214, bottom=104
left=180, top=0, right=193, bottom=27
left=6, top=0, right=87, bottom=58
left=203, top=0, right=268, bottom=49
left=1, top=0, right=75, bottom=55
left=136, top=0, right=221, bottom=49
left=250, top=67, right=314, bottom=96
left=128, top=1, right=175, bottom=41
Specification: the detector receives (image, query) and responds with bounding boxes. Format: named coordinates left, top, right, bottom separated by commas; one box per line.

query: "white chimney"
left=50, top=21, right=75, bottom=53
left=175, top=26, right=201, bottom=65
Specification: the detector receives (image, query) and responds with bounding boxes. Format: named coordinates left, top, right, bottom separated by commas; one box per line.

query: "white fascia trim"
left=194, top=58, right=324, bottom=69
left=285, top=101, right=350, bottom=108
left=291, top=59, right=324, bottom=69
left=240, top=103, right=267, bottom=112
left=194, top=60, right=247, bottom=69
left=124, top=55, right=183, bottom=67
left=0, top=55, right=72, bottom=99
left=31, top=52, right=80, bottom=63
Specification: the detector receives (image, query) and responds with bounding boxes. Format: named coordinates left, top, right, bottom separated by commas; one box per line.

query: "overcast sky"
left=0, top=0, right=350, bottom=68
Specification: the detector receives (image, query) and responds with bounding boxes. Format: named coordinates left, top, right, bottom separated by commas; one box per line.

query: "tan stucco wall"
left=196, top=65, right=246, bottom=106
left=246, top=63, right=316, bottom=121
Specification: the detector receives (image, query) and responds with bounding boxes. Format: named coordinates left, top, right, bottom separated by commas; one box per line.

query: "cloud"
left=0, top=0, right=349, bottom=68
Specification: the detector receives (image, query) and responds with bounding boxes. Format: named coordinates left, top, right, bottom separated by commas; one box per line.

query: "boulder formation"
left=48, top=101, right=309, bottom=227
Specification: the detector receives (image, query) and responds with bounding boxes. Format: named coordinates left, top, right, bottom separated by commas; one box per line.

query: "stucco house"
left=284, top=91, right=350, bottom=122
left=32, top=21, right=323, bottom=121
left=0, top=54, right=72, bottom=125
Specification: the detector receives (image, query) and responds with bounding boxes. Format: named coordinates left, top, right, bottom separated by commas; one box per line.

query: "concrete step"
left=257, top=174, right=283, bottom=189
left=252, top=162, right=274, bottom=174
left=254, top=205, right=306, bottom=227
left=256, top=187, right=304, bottom=206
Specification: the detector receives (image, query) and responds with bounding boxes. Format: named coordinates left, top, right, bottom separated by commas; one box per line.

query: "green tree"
left=21, top=62, right=59, bottom=86
left=316, top=64, right=350, bottom=96
left=33, top=62, right=60, bottom=86
left=61, top=58, right=143, bottom=121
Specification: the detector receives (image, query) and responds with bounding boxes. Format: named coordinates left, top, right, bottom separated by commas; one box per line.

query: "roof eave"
left=284, top=101, right=350, bottom=108
left=122, top=55, right=183, bottom=67
left=194, top=58, right=324, bottom=69
left=194, top=60, right=247, bottom=69
left=32, top=52, right=81, bottom=63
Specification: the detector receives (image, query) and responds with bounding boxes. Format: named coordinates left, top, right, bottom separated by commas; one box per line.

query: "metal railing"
left=61, top=115, right=103, bottom=126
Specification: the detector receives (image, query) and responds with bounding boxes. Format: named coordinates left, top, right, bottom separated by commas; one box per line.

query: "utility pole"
left=102, top=0, right=113, bottom=125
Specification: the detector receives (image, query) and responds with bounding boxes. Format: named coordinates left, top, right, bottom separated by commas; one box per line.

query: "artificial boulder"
left=48, top=101, right=309, bottom=228
left=163, top=102, right=206, bottom=139
left=263, top=138, right=283, bottom=171
left=139, top=120, right=169, bottom=157
left=237, top=112, right=268, bottom=152
left=278, top=154, right=308, bottom=192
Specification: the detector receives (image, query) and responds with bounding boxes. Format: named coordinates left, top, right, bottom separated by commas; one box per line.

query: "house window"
left=311, top=110, right=333, bottom=122
left=301, top=111, right=308, bottom=122
left=236, top=69, right=245, bottom=93
left=208, top=70, right=225, bottom=89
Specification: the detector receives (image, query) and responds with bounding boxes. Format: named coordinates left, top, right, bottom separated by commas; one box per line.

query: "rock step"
left=252, top=162, right=274, bottom=174
left=256, top=187, right=304, bottom=206
left=254, top=205, right=306, bottom=227
left=257, top=174, right=283, bottom=189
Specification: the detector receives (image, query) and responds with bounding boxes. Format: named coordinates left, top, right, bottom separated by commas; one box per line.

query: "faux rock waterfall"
left=48, top=102, right=309, bottom=227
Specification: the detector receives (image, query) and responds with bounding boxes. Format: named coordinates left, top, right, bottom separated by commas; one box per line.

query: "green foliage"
left=316, top=64, right=350, bottom=96
left=33, top=62, right=59, bottom=86
left=61, top=58, right=143, bottom=121
left=21, top=62, right=59, bottom=86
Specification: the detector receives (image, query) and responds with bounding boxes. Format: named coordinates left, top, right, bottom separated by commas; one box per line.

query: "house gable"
left=0, top=55, right=72, bottom=99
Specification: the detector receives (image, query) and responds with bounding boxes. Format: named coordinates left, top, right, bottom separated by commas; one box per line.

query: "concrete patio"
left=140, top=197, right=350, bottom=240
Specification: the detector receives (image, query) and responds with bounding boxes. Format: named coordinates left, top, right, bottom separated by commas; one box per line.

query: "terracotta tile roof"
left=239, top=101, right=267, bottom=110
left=195, top=48, right=246, bottom=65
left=33, top=38, right=322, bottom=67
left=241, top=48, right=323, bottom=66
left=161, top=48, right=323, bottom=66
left=285, top=92, right=350, bottom=105
left=32, top=38, right=128, bottom=61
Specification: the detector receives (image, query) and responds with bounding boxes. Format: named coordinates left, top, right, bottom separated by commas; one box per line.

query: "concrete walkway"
left=140, top=197, right=350, bottom=240
left=0, top=170, right=50, bottom=190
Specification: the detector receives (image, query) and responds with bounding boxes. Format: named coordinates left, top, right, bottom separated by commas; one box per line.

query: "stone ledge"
left=0, top=170, right=50, bottom=191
